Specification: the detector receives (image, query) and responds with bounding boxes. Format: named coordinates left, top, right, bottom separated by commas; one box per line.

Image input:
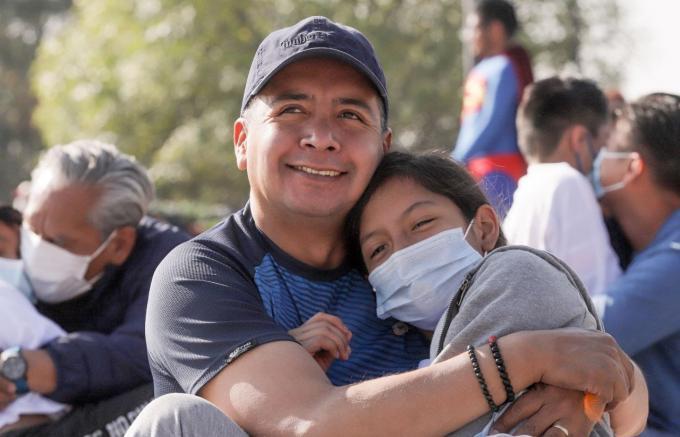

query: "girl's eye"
left=413, top=218, right=434, bottom=230
left=369, top=244, right=386, bottom=259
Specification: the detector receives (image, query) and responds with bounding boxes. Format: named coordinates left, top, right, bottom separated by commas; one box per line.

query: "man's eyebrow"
left=336, top=97, right=372, bottom=112
left=271, top=93, right=309, bottom=104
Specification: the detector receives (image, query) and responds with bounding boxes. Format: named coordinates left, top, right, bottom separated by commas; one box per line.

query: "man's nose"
left=300, top=117, right=340, bottom=152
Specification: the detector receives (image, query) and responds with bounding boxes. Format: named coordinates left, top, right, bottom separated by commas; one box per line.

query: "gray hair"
left=29, top=140, right=155, bottom=237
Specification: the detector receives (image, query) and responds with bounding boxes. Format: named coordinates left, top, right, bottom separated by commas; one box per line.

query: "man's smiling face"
left=234, top=57, right=391, bottom=221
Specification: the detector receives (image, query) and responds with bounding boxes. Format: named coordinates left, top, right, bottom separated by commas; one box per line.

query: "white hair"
left=29, top=140, right=155, bottom=237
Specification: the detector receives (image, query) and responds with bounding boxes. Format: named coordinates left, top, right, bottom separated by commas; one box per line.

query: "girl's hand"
left=288, top=312, right=352, bottom=371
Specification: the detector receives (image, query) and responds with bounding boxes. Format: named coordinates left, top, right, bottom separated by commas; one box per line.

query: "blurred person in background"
left=595, top=93, right=680, bottom=437
left=0, top=205, right=22, bottom=263
left=452, top=0, right=533, bottom=217
left=0, top=205, right=32, bottom=301
left=504, top=77, right=621, bottom=302
left=0, top=205, right=69, bottom=434
left=0, top=141, right=189, bottom=437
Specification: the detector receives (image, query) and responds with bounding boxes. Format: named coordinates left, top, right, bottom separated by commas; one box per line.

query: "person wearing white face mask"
left=346, top=151, right=648, bottom=437
left=593, top=94, right=680, bottom=437
left=0, top=205, right=70, bottom=433
left=0, top=141, right=189, bottom=437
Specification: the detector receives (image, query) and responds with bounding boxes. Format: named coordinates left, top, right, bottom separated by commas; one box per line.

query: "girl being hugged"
left=345, top=151, right=647, bottom=437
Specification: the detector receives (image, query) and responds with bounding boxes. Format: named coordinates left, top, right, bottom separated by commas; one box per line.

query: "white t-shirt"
left=0, top=279, right=68, bottom=428
left=503, top=163, right=621, bottom=297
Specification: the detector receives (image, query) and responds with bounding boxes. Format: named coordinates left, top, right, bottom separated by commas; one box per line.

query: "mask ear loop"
left=463, top=219, right=475, bottom=240
left=464, top=218, right=488, bottom=257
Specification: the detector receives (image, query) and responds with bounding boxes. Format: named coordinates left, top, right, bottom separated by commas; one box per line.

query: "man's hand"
left=491, top=384, right=596, bottom=436
left=515, top=329, right=635, bottom=407
left=0, top=376, right=17, bottom=411
left=288, top=312, right=352, bottom=371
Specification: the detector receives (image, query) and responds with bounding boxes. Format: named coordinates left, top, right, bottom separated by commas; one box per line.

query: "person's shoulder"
left=528, top=162, right=582, bottom=182
left=529, top=163, right=594, bottom=201
left=478, top=245, right=570, bottom=280
left=480, top=53, right=513, bottom=71
left=153, top=207, right=267, bottom=283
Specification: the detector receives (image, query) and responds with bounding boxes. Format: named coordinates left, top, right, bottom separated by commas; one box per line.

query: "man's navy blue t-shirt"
left=147, top=205, right=429, bottom=396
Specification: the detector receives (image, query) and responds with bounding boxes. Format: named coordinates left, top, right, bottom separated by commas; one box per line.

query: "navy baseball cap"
left=241, top=16, right=388, bottom=119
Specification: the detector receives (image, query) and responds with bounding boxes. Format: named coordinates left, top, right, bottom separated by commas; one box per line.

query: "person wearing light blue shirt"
left=593, top=93, right=680, bottom=437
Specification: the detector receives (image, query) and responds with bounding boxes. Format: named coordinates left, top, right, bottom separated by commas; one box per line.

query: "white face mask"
left=368, top=224, right=482, bottom=331
left=0, top=257, right=34, bottom=301
left=20, top=227, right=115, bottom=304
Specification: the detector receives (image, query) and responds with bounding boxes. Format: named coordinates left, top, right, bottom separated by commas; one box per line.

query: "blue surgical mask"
left=589, top=149, right=633, bottom=199
left=368, top=223, right=482, bottom=331
left=0, top=257, right=34, bottom=302
left=574, top=134, right=597, bottom=175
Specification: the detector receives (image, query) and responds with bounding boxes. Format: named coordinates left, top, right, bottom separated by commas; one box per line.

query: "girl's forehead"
left=360, top=177, right=465, bottom=227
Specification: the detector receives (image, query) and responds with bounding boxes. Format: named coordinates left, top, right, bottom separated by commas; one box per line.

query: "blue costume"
left=453, top=46, right=532, bottom=217
left=602, top=209, right=680, bottom=436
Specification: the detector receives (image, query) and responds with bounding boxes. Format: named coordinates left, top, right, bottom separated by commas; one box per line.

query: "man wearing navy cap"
left=130, top=16, right=636, bottom=437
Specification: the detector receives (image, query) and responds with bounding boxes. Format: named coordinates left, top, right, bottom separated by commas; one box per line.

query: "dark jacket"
left=37, top=217, right=189, bottom=403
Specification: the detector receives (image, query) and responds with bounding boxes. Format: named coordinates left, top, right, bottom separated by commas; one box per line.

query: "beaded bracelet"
left=488, top=335, right=515, bottom=403
left=466, top=344, right=500, bottom=413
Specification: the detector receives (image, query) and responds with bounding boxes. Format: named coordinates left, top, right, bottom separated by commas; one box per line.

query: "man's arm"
left=199, top=329, right=633, bottom=437
left=602, top=247, right=680, bottom=355
left=29, top=290, right=151, bottom=403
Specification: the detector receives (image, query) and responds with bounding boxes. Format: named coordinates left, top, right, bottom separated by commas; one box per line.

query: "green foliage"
left=32, top=0, right=464, bottom=211
left=31, top=0, right=620, bottom=214
left=0, top=0, right=71, bottom=203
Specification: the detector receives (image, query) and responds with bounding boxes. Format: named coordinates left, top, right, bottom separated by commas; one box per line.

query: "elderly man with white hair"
left=0, top=140, right=189, bottom=437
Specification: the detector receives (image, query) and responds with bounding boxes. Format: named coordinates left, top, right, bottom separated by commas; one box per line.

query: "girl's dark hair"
left=345, top=151, right=507, bottom=274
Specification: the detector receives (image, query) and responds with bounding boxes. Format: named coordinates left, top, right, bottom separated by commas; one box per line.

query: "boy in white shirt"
left=504, top=77, right=621, bottom=301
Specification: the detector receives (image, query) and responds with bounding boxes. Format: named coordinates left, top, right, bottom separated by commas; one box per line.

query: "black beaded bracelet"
left=488, top=335, right=515, bottom=404
left=466, top=344, right=500, bottom=413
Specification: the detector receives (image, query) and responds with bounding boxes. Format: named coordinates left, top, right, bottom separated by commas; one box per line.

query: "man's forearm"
left=201, top=335, right=539, bottom=437
left=319, top=337, right=535, bottom=437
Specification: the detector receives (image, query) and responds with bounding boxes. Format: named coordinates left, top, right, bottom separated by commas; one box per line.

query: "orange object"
left=583, top=392, right=605, bottom=422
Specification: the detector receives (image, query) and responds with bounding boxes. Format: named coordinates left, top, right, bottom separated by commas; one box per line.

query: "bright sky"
left=618, top=0, right=680, bottom=98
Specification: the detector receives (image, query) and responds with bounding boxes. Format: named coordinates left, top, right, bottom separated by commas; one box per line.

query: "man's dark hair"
left=345, top=151, right=506, bottom=273
left=616, top=93, right=680, bottom=195
left=0, top=205, right=22, bottom=228
left=476, top=0, right=519, bottom=37
left=517, top=77, right=608, bottom=160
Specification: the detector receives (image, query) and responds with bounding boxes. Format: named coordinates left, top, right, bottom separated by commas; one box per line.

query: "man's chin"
left=284, top=201, right=354, bottom=221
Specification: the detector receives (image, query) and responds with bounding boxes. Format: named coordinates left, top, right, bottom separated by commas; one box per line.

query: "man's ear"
left=472, top=204, right=500, bottom=254
left=234, top=117, right=248, bottom=171
left=107, top=226, right=137, bottom=266
left=382, top=128, right=392, bottom=153
left=626, top=151, right=645, bottom=182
